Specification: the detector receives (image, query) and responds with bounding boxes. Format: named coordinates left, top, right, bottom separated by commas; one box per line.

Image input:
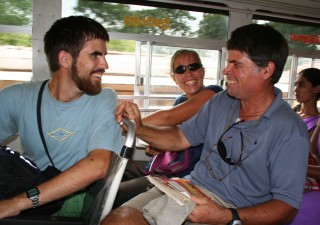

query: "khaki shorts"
left=122, top=186, right=234, bottom=225
left=122, top=187, right=163, bottom=211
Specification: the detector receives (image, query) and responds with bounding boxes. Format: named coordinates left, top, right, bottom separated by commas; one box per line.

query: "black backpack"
left=0, top=145, right=42, bottom=199
left=0, top=145, right=64, bottom=215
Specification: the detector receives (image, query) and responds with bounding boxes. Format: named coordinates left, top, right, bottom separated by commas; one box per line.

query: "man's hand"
left=188, top=195, right=231, bottom=225
left=145, top=145, right=163, bottom=157
left=0, top=195, right=28, bottom=219
left=115, top=101, right=143, bottom=131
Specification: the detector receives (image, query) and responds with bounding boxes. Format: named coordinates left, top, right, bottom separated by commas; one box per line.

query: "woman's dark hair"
left=227, top=24, right=289, bottom=84
left=44, top=16, right=109, bottom=73
left=299, top=67, right=320, bottom=100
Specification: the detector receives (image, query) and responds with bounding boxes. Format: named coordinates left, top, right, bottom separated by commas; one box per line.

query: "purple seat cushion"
left=288, top=191, right=320, bottom=225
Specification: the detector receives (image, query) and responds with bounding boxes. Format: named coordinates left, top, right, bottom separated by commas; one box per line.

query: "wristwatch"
left=26, top=187, right=40, bottom=208
left=227, top=208, right=242, bottom=225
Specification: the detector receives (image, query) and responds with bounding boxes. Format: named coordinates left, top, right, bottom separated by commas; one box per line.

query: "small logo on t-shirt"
left=48, top=128, right=75, bottom=142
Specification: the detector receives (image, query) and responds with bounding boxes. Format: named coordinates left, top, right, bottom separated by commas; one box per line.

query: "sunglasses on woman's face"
left=174, top=63, right=202, bottom=74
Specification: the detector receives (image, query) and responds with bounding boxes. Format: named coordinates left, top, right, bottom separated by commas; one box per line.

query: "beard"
left=71, top=62, right=102, bottom=95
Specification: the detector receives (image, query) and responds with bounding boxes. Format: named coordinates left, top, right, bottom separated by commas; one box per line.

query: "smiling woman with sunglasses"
left=169, top=51, right=205, bottom=99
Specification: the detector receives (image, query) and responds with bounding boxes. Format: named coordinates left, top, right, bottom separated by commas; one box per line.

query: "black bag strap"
left=36, top=79, right=55, bottom=167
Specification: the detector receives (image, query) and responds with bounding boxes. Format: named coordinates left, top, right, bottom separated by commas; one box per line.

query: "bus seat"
left=287, top=191, right=320, bottom=225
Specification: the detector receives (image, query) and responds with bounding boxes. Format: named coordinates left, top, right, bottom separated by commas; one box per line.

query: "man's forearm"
left=39, top=150, right=111, bottom=204
left=22, top=150, right=112, bottom=211
left=136, top=124, right=190, bottom=151
left=237, top=199, right=297, bottom=225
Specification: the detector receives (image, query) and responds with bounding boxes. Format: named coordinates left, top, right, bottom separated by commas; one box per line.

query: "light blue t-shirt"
left=0, top=80, right=123, bottom=171
left=180, top=88, right=309, bottom=209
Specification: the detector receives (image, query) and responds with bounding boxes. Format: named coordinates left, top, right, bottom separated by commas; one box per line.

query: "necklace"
left=240, top=113, right=263, bottom=118
left=298, top=112, right=319, bottom=119
left=236, top=113, right=263, bottom=122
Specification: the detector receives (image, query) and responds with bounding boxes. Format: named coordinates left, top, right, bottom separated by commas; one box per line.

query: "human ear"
left=313, top=85, right=320, bottom=94
left=58, top=50, right=72, bottom=69
left=261, top=61, right=275, bottom=80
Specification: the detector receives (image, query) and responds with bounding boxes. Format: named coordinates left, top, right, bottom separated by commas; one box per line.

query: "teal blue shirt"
left=0, top=80, right=123, bottom=171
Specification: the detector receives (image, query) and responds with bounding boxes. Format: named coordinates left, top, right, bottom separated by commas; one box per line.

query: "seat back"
left=81, top=118, right=136, bottom=224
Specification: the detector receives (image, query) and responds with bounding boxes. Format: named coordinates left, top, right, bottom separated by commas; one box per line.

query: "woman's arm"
left=142, top=89, right=217, bottom=126
left=307, top=164, right=320, bottom=180
left=310, top=119, right=320, bottom=164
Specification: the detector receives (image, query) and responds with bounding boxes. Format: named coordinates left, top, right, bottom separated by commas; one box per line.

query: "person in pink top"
left=293, top=67, right=320, bottom=163
left=289, top=67, right=320, bottom=225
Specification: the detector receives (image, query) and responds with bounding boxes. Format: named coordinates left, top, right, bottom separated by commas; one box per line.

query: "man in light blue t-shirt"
left=0, top=16, right=123, bottom=218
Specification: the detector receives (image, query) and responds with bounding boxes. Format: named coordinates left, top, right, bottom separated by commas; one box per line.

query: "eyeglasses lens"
left=217, top=141, right=234, bottom=165
left=217, top=121, right=243, bottom=165
left=174, top=63, right=202, bottom=74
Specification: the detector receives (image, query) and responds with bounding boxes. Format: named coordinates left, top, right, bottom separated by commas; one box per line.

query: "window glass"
left=63, top=0, right=228, bottom=40
left=275, top=57, right=291, bottom=98
left=0, top=0, right=33, bottom=26
left=0, top=0, right=33, bottom=89
left=275, top=56, right=320, bottom=100
left=253, top=19, right=320, bottom=50
left=297, top=57, right=313, bottom=72
left=0, top=43, right=32, bottom=82
left=102, top=39, right=135, bottom=95
left=314, top=59, right=320, bottom=68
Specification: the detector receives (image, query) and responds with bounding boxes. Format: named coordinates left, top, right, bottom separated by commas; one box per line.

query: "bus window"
left=0, top=0, right=32, bottom=89
left=102, top=39, right=135, bottom=96
left=62, top=0, right=228, bottom=41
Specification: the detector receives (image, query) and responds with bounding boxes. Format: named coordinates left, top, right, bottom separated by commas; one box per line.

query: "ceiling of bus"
left=222, top=0, right=320, bottom=10
left=219, top=0, right=320, bottom=19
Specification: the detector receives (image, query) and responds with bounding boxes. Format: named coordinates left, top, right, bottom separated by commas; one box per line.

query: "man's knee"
left=101, top=206, right=147, bottom=225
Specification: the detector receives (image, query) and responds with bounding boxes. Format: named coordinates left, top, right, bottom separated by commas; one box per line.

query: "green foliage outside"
left=255, top=20, right=320, bottom=50
left=0, top=0, right=32, bottom=26
left=198, top=13, right=228, bottom=40
left=0, top=0, right=32, bottom=46
left=74, top=0, right=196, bottom=36
left=108, top=39, right=135, bottom=53
left=274, top=22, right=320, bottom=50
left=0, top=33, right=31, bottom=47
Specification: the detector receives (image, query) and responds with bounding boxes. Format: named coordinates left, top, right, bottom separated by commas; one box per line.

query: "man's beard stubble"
left=71, top=62, right=102, bottom=95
